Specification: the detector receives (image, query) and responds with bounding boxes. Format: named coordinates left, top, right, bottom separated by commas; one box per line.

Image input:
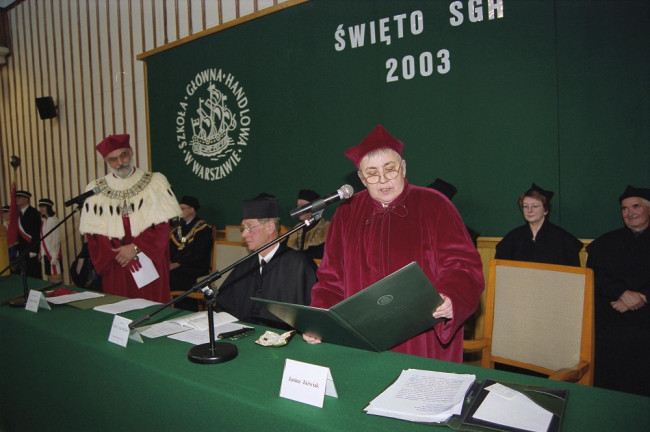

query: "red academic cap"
left=96, top=134, right=131, bottom=158
left=344, top=125, right=404, bottom=168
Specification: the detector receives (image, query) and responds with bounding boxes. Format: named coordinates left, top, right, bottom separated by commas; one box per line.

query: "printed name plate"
left=279, top=358, right=338, bottom=408
left=25, top=290, right=51, bottom=313
left=108, top=315, right=144, bottom=347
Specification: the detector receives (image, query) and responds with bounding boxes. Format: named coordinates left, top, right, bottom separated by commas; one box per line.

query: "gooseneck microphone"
left=65, top=187, right=101, bottom=207
left=290, top=184, right=354, bottom=218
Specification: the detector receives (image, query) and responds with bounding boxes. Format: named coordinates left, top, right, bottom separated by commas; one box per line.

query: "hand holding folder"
left=252, top=262, right=443, bottom=352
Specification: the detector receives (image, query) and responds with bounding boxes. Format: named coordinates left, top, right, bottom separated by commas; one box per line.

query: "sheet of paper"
left=93, top=298, right=160, bottom=314
left=140, top=311, right=238, bottom=338
left=46, top=291, right=104, bottom=305
left=472, top=384, right=553, bottom=432
left=364, top=369, right=475, bottom=423
left=130, top=252, right=160, bottom=288
left=169, top=311, right=238, bottom=331
left=168, top=322, right=249, bottom=345
left=139, top=321, right=189, bottom=338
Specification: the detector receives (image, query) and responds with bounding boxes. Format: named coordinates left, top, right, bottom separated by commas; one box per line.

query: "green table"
left=1, top=275, right=649, bottom=431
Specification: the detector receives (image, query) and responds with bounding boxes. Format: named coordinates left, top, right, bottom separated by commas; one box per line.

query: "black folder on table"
left=446, top=379, right=568, bottom=432
left=252, top=261, right=443, bottom=352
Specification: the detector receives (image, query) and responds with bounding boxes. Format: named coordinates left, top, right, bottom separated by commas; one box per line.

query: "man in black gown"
left=16, top=190, right=42, bottom=279
left=169, top=196, right=213, bottom=298
left=216, top=193, right=317, bottom=329
left=587, top=185, right=650, bottom=397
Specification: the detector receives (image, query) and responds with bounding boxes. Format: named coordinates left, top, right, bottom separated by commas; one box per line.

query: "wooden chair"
left=463, top=259, right=594, bottom=385
left=224, top=225, right=243, bottom=242
left=211, top=240, right=251, bottom=290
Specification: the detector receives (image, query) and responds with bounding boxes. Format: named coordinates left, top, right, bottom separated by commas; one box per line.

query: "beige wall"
left=0, top=0, right=292, bottom=283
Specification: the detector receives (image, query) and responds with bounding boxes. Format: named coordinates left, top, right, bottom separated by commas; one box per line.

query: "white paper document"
left=130, top=252, right=160, bottom=288
left=364, top=369, right=476, bottom=423
left=140, top=311, right=238, bottom=338
left=472, top=383, right=553, bottom=432
left=167, top=322, right=250, bottom=345
left=45, top=291, right=104, bottom=305
left=93, top=298, right=160, bottom=314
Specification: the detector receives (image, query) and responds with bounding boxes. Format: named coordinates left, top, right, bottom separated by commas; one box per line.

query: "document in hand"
left=252, top=261, right=443, bottom=351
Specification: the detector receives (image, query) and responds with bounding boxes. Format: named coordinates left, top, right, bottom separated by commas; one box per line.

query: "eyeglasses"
left=240, top=222, right=267, bottom=234
left=361, top=164, right=402, bottom=184
left=106, top=151, right=131, bottom=164
left=521, top=204, right=542, bottom=210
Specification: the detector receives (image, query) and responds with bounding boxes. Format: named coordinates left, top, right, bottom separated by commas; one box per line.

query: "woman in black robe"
left=495, top=183, right=582, bottom=266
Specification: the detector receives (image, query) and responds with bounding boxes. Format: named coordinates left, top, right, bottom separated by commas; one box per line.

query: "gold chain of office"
left=170, top=220, right=209, bottom=250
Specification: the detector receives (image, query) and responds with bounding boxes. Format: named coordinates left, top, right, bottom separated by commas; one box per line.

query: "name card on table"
left=108, top=315, right=144, bottom=347
left=25, top=290, right=51, bottom=312
left=279, top=358, right=338, bottom=408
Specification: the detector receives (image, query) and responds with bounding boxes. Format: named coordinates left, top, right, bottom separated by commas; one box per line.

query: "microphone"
left=290, top=184, right=354, bottom=219
left=65, top=187, right=101, bottom=207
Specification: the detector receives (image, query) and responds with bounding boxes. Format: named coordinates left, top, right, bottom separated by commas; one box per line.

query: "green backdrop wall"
left=145, top=0, right=649, bottom=239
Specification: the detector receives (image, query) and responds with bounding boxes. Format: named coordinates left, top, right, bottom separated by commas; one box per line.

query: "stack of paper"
left=364, top=369, right=476, bottom=423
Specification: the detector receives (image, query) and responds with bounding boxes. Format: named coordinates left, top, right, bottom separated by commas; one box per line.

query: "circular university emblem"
left=377, top=294, right=394, bottom=306
left=175, top=68, right=252, bottom=181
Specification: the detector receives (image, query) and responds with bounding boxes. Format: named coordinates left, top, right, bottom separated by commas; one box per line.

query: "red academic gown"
left=311, top=181, right=484, bottom=362
left=87, top=215, right=171, bottom=303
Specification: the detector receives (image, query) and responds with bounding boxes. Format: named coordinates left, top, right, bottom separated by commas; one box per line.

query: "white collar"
left=259, top=242, right=280, bottom=265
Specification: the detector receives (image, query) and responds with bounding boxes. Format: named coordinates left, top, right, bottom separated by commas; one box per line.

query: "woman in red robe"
left=304, top=125, right=484, bottom=362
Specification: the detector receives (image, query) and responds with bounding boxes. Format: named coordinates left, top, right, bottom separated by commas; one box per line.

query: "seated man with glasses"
left=495, top=183, right=582, bottom=266
left=216, top=193, right=318, bottom=329
left=303, top=125, right=484, bottom=363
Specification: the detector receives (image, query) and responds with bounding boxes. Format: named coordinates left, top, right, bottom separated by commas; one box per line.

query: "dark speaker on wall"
left=35, top=96, right=57, bottom=119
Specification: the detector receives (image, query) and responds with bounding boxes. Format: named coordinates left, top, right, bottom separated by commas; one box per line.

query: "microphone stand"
left=128, top=212, right=323, bottom=365
left=1, top=205, right=82, bottom=307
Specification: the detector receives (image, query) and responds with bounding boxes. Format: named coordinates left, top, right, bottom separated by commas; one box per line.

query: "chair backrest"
left=484, top=259, right=594, bottom=383
left=224, top=225, right=243, bottom=242
left=211, top=240, right=251, bottom=290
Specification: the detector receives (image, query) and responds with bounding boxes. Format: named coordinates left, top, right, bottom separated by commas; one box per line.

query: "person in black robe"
left=427, top=178, right=480, bottom=247
left=587, top=185, right=650, bottom=397
left=216, top=194, right=317, bottom=329
left=16, top=190, right=42, bottom=279
left=169, top=196, right=213, bottom=305
left=496, top=183, right=582, bottom=266
left=286, top=189, right=330, bottom=260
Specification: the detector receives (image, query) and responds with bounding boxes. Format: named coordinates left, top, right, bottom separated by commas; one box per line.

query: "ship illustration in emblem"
left=190, top=83, right=237, bottom=158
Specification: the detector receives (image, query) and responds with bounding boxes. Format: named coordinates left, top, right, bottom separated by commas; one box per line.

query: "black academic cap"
left=526, top=183, right=554, bottom=201
left=242, top=193, right=279, bottom=219
left=180, top=195, right=200, bottom=211
left=618, top=185, right=650, bottom=203
left=427, top=178, right=458, bottom=201
left=298, top=189, right=320, bottom=202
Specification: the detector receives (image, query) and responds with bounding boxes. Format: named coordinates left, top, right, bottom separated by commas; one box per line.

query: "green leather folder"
left=252, top=261, right=443, bottom=352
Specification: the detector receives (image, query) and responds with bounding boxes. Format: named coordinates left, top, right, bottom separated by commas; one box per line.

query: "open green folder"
left=252, top=261, right=443, bottom=352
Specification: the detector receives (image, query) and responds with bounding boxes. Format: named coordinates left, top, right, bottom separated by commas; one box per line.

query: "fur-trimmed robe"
left=79, top=168, right=181, bottom=302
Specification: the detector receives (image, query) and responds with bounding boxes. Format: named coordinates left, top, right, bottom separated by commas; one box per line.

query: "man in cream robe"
left=79, top=134, right=181, bottom=303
